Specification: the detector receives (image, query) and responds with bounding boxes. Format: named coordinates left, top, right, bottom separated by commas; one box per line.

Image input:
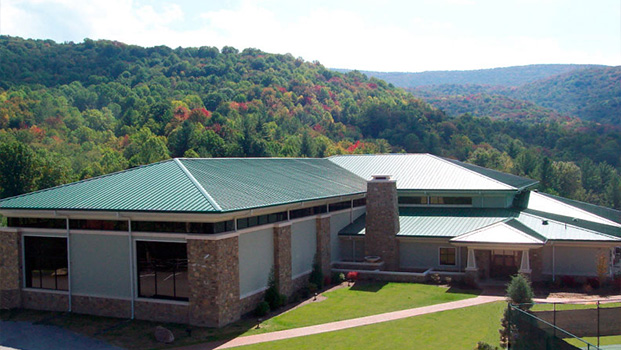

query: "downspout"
left=350, top=199, right=353, bottom=223
left=552, top=244, right=556, bottom=282
left=66, top=218, right=72, bottom=312
left=128, top=218, right=135, bottom=319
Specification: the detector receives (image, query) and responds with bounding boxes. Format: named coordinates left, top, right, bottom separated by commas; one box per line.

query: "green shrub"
left=506, top=274, right=533, bottom=309
left=254, top=301, right=270, bottom=317
left=278, top=294, right=287, bottom=307
left=475, top=341, right=499, bottom=350
left=309, top=254, right=324, bottom=289
left=264, top=267, right=285, bottom=309
left=331, top=271, right=346, bottom=285
left=500, top=274, right=535, bottom=348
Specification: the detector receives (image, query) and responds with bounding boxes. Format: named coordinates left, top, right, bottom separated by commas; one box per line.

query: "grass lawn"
left=243, top=282, right=479, bottom=335
left=565, top=335, right=621, bottom=348
left=0, top=282, right=480, bottom=349
left=532, top=302, right=621, bottom=311
left=235, top=301, right=506, bottom=350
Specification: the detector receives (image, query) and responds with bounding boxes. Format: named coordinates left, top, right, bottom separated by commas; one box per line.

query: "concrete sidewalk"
left=177, top=294, right=504, bottom=350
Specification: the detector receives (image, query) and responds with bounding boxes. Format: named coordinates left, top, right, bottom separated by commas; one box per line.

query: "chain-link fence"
left=507, top=302, right=606, bottom=350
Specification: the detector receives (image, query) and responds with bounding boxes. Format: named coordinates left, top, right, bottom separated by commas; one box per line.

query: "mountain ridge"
left=333, top=64, right=606, bottom=88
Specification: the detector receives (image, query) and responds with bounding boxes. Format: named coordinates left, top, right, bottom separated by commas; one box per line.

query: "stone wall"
left=187, top=237, right=240, bottom=327
left=0, top=230, right=21, bottom=309
left=291, top=272, right=310, bottom=292
left=22, top=290, right=68, bottom=312
left=273, top=224, right=293, bottom=297
left=315, top=216, right=331, bottom=277
left=72, top=295, right=131, bottom=319
left=135, top=300, right=189, bottom=324
left=530, top=248, right=543, bottom=281
left=365, top=178, right=400, bottom=270
left=239, top=290, right=266, bottom=316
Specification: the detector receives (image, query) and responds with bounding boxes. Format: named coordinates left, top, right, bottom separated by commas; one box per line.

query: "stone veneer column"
left=0, top=229, right=22, bottom=309
left=315, top=215, right=331, bottom=277
left=273, top=223, right=292, bottom=297
left=365, top=175, right=400, bottom=270
left=187, top=236, right=240, bottom=327
left=529, top=248, right=543, bottom=282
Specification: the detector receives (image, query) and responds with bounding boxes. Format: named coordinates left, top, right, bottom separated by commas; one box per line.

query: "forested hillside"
left=510, top=67, right=621, bottom=125
left=338, top=64, right=602, bottom=88
left=408, top=66, right=621, bottom=125
left=0, top=36, right=620, bottom=213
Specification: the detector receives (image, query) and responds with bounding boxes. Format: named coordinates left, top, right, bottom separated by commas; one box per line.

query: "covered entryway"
left=451, top=219, right=545, bottom=282
left=489, top=250, right=521, bottom=279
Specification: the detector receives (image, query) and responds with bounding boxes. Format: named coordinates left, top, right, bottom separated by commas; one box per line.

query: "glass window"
left=398, top=196, right=428, bottom=205
left=24, top=236, right=68, bottom=290
left=439, top=247, right=456, bottom=266
left=137, top=241, right=188, bottom=301
left=430, top=197, right=472, bottom=205
left=353, top=198, right=366, bottom=207
left=70, top=219, right=128, bottom=231
left=9, top=218, right=66, bottom=229
left=133, top=221, right=233, bottom=234
left=290, top=205, right=327, bottom=220
left=329, top=201, right=351, bottom=212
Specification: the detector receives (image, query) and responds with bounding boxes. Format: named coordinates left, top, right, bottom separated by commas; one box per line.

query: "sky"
left=1, top=0, right=620, bottom=72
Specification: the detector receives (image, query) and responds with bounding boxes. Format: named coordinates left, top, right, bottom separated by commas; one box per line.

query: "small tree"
left=500, top=274, right=534, bottom=348
left=264, top=267, right=285, bottom=309
left=309, top=254, right=324, bottom=289
left=506, top=274, right=534, bottom=309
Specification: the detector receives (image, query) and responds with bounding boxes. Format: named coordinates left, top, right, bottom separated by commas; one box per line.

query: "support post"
left=465, top=248, right=477, bottom=271
left=519, top=250, right=532, bottom=275
left=465, top=248, right=478, bottom=287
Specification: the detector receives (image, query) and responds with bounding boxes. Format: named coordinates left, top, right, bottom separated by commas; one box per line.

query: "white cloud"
left=1, top=0, right=618, bottom=71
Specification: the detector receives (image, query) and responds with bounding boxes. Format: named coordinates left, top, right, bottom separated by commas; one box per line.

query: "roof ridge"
left=0, top=158, right=175, bottom=204
left=451, top=219, right=510, bottom=240
left=430, top=155, right=515, bottom=190
left=505, top=218, right=548, bottom=242
left=174, top=159, right=222, bottom=212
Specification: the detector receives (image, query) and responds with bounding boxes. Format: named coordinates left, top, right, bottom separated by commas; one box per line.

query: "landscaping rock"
left=154, top=326, right=174, bottom=343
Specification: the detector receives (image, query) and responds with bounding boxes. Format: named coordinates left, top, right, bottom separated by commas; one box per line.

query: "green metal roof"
left=328, top=154, right=538, bottom=192
left=178, top=158, right=366, bottom=211
left=339, top=207, right=621, bottom=242
left=339, top=208, right=514, bottom=237
left=0, top=158, right=367, bottom=213
left=524, top=191, right=621, bottom=227
left=517, top=210, right=621, bottom=241
left=0, top=160, right=214, bottom=212
left=450, top=219, right=545, bottom=245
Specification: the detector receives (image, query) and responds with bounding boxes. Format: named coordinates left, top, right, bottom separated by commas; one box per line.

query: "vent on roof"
left=542, top=220, right=549, bottom=225
left=371, top=174, right=392, bottom=181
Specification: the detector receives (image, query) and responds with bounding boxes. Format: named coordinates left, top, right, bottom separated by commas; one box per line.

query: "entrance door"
left=490, top=250, right=520, bottom=279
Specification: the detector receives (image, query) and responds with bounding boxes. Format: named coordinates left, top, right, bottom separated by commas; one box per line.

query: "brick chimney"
left=364, top=175, right=400, bottom=270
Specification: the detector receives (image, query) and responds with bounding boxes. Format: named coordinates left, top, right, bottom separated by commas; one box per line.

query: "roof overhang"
left=0, top=193, right=367, bottom=223
left=450, top=242, right=544, bottom=250
left=397, top=189, right=519, bottom=196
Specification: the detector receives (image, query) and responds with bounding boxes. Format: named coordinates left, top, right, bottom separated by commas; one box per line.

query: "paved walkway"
left=0, top=320, right=122, bottom=350
left=177, top=294, right=504, bottom=350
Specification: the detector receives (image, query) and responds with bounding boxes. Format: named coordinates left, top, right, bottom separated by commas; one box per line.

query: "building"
left=1, top=154, right=620, bottom=327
